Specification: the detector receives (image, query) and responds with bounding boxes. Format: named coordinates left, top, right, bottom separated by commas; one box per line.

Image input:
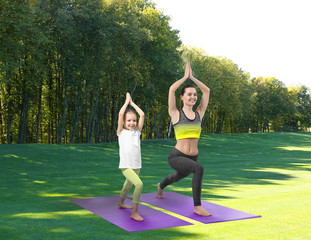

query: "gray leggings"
left=159, top=148, right=204, bottom=206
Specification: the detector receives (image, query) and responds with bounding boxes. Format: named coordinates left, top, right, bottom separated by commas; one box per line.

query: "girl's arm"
left=168, top=62, right=190, bottom=121
left=189, top=65, right=210, bottom=120
left=130, top=100, right=145, bottom=133
left=117, top=93, right=130, bottom=135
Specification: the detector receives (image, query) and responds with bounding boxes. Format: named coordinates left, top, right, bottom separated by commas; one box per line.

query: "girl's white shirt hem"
left=117, top=128, right=141, bottom=169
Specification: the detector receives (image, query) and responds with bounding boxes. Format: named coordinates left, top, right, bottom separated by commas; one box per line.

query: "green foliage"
left=0, top=0, right=310, bottom=144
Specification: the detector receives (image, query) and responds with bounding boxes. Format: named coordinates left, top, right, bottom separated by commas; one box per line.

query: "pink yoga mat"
left=135, top=192, right=261, bottom=224
left=71, top=195, right=192, bottom=232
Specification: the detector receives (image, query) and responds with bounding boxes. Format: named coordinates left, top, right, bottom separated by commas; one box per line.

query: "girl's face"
left=124, top=112, right=137, bottom=130
left=181, top=87, right=197, bottom=106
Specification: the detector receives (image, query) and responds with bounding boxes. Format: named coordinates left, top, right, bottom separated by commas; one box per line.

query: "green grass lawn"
left=1, top=132, right=311, bottom=240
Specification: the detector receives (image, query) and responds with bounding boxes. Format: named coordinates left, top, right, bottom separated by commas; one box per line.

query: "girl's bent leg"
left=120, top=170, right=133, bottom=199
left=120, top=169, right=144, bottom=221
left=118, top=198, right=132, bottom=209
left=119, top=169, right=133, bottom=208
left=118, top=172, right=133, bottom=208
left=121, top=168, right=143, bottom=204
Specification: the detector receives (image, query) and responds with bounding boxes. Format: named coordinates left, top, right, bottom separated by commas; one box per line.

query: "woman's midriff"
left=175, top=138, right=199, bottom=156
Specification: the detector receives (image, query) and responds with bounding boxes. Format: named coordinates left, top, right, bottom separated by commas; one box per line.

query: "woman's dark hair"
left=180, top=84, right=196, bottom=109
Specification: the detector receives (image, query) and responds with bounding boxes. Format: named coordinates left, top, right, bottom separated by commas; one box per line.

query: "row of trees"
left=1, top=0, right=310, bottom=144
left=183, top=48, right=311, bottom=134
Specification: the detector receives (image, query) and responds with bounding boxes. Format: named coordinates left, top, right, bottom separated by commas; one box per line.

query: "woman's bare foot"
left=130, top=212, right=144, bottom=221
left=118, top=203, right=132, bottom=209
left=156, top=183, right=164, bottom=198
left=194, top=206, right=212, bottom=216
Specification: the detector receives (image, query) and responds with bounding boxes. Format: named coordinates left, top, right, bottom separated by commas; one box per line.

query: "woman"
left=157, top=62, right=211, bottom=216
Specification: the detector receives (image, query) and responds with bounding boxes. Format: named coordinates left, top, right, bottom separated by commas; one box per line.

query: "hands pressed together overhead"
left=184, top=62, right=193, bottom=79
left=126, top=92, right=132, bottom=105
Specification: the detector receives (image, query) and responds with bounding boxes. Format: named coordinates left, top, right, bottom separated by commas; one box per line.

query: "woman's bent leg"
left=159, top=148, right=204, bottom=206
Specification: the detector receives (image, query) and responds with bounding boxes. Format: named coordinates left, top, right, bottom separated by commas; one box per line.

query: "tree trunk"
left=230, top=119, right=234, bottom=133
left=213, top=112, right=217, bottom=133
left=148, top=117, right=153, bottom=139
left=79, top=84, right=88, bottom=143
left=84, top=86, right=89, bottom=143
left=36, top=83, right=43, bottom=143
left=88, top=88, right=99, bottom=143
left=48, top=122, right=51, bottom=144
left=96, top=95, right=106, bottom=143
left=18, top=99, right=29, bottom=144
left=7, top=84, right=12, bottom=144
left=0, top=96, right=4, bottom=143
left=70, top=86, right=82, bottom=143
left=216, top=112, right=225, bottom=134
left=86, top=89, right=94, bottom=142
left=202, top=113, right=209, bottom=133
left=52, top=121, right=54, bottom=143
left=153, top=113, right=158, bottom=139
left=103, top=93, right=111, bottom=142
left=167, top=120, right=172, bottom=138
left=57, top=84, right=68, bottom=144
left=110, top=94, right=120, bottom=142
left=18, top=69, right=29, bottom=143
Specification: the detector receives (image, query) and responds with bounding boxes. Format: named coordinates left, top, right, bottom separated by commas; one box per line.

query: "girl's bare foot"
left=118, top=198, right=132, bottom=209
left=130, top=212, right=144, bottom=221
left=131, top=203, right=144, bottom=221
left=156, top=183, right=164, bottom=198
left=194, top=206, right=212, bottom=216
left=118, top=203, right=132, bottom=209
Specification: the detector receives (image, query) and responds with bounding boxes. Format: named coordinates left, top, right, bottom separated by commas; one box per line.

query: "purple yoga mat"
left=136, top=192, right=261, bottom=224
left=71, top=196, right=192, bottom=232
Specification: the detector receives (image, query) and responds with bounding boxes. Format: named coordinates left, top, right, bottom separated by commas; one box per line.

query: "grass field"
left=1, top=132, right=311, bottom=240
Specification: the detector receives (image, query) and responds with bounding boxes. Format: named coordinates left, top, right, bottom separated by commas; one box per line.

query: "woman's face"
left=181, top=87, right=197, bottom=106
left=124, top=112, right=137, bottom=130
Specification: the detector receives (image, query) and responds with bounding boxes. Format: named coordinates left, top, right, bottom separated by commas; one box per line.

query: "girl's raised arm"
left=117, top=93, right=130, bottom=135
left=130, top=100, right=145, bottom=133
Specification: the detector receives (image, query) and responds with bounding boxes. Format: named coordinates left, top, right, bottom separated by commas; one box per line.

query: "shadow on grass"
left=1, top=132, right=310, bottom=239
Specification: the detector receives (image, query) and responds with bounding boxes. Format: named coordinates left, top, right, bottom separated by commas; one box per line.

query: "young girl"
left=157, top=62, right=211, bottom=216
left=117, top=92, right=145, bottom=221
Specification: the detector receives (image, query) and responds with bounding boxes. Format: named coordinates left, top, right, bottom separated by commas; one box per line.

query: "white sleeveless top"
left=117, top=128, right=141, bottom=169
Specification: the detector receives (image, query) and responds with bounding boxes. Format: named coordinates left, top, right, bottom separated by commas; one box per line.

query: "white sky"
left=152, top=0, right=311, bottom=87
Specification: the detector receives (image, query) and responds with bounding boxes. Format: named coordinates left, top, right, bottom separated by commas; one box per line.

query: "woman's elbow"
left=169, top=86, right=176, bottom=93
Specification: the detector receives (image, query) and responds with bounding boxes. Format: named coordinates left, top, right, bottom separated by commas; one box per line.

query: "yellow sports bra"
left=173, top=110, right=202, bottom=140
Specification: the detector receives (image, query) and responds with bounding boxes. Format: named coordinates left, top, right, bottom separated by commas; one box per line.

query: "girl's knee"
left=135, top=181, right=143, bottom=189
left=123, top=181, right=132, bottom=189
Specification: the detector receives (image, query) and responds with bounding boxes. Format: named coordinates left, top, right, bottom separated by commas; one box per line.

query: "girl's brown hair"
left=180, top=84, right=196, bottom=109
left=123, top=109, right=136, bottom=122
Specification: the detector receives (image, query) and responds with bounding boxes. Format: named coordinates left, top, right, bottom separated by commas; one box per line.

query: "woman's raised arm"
left=168, top=62, right=190, bottom=119
left=189, top=65, right=210, bottom=120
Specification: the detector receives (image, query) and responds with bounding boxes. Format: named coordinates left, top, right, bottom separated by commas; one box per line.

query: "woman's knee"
left=194, top=163, right=204, bottom=174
